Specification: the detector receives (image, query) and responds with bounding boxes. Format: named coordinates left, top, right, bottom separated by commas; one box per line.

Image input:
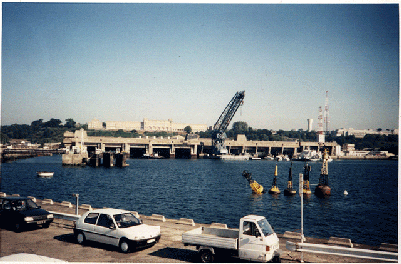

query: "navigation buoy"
left=269, top=165, right=281, bottom=194
left=284, top=162, right=296, bottom=196
left=242, top=170, right=265, bottom=194
left=303, top=163, right=312, bottom=195
left=315, top=149, right=331, bottom=197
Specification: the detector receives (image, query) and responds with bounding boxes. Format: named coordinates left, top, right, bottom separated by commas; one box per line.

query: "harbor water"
left=1, top=155, right=397, bottom=247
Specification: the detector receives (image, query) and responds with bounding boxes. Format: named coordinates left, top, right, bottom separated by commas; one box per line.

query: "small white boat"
left=220, top=154, right=250, bottom=160
left=37, top=171, right=54, bottom=178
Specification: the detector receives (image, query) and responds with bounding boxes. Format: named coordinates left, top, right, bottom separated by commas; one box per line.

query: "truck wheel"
left=119, top=239, right=130, bottom=253
left=199, top=250, right=214, bottom=263
left=272, top=255, right=281, bottom=263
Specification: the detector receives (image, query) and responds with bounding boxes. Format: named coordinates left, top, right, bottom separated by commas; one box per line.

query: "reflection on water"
left=1, top=155, right=397, bottom=246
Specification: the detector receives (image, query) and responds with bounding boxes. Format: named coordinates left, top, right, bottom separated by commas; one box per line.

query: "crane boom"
left=212, top=91, right=245, bottom=155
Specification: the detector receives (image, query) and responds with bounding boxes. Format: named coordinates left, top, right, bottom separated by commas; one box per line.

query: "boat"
left=295, top=149, right=321, bottom=161
left=220, top=154, right=250, bottom=160
left=141, top=153, right=164, bottom=159
left=37, top=171, right=54, bottom=178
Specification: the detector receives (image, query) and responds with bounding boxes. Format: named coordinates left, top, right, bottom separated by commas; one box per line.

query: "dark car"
left=0, top=196, right=54, bottom=232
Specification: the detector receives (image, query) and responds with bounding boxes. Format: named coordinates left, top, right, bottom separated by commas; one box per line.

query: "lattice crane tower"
left=324, top=91, right=330, bottom=135
left=317, top=106, right=325, bottom=143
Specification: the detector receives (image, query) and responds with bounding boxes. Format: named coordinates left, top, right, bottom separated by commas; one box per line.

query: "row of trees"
left=198, top=121, right=317, bottom=141
left=0, top=119, right=398, bottom=155
left=1, top=118, right=86, bottom=145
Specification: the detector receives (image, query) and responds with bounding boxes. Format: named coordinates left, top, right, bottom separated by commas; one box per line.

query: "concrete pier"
left=0, top=193, right=394, bottom=263
left=62, top=130, right=341, bottom=161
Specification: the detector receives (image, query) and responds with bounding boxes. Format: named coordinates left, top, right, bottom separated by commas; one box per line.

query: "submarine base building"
left=88, top=118, right=208, bottom=133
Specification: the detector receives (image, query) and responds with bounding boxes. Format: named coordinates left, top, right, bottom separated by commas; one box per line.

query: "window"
left=97, top=214, right=114, bottom=228
left=27, top=199, right=39, bottom=209
left=114, top=213, right=141, bottom=228
left=84, top=213, right=99, bottom=224
left=243, top=221, right=260, bottom=237
left=2, top=200, right=11, bottom=210
left=257, top=219, right=274, bottom=236
left=11, top=200, right=26, bottom=210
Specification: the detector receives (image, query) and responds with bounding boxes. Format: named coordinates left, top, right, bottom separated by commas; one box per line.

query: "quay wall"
left=1, top=191, right=397, bottom=258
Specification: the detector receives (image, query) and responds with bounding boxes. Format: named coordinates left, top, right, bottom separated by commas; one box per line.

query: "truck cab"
left=239, top=215, right=280, bottom=262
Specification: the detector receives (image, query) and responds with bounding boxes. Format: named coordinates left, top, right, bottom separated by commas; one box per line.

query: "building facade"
left=88, top=119, right=103, bottom=130
left=335, top=128, right=398, bottom=138
left=88, top=118, right=207, bottom=133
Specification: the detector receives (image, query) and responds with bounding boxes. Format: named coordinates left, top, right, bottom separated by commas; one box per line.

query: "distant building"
left=88, top=119, right=103, bottom=130
left=335, top=128, right=398, bottom=138
left=89, top=118, right=207, bottom=133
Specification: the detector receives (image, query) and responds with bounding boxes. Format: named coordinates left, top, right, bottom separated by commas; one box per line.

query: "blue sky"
left=2, top=3, right=399, bottom=131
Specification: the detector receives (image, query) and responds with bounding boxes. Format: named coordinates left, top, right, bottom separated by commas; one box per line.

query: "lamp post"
left=299, top=173, right=304, bottom=263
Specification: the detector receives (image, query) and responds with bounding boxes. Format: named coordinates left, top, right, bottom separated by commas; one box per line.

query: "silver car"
left=73, top=208, right=160, bottom=253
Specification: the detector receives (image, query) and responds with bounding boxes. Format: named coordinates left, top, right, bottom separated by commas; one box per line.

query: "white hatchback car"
left=73, top=208, right=161, bottom=253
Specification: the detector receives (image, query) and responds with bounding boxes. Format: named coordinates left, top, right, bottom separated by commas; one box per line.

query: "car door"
left=1, top=200, right=17, bottom=226
left=93, top=213, right=119, bottom=246
left=81, top=213, right=98, bottom=241
left=238, top=220, right=266, bottom=261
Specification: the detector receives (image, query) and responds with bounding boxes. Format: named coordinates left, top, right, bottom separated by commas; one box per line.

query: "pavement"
left=0, top=198, right=391, bottom=263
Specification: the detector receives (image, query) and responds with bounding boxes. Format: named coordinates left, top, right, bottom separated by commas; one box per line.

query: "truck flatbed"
left=182, top=227, right=239, bottom=250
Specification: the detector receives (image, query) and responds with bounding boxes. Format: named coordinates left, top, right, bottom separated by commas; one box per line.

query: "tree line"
left=1, top=118, right=86, bottom=145
left=0, top=119, right=398, bottom=155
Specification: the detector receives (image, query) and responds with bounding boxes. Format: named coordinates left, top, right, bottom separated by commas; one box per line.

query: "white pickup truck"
left=182, top=215, right=280, bottom=263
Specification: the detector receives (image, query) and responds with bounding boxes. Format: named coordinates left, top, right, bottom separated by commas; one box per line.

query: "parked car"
left=73, top=208, right=161, bottom=253
left=0, top=196, right=54, bottom=232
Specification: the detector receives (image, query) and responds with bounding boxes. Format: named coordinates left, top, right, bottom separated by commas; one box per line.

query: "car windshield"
left=258, top=218, right=274, bottom=236
left=27, top=199, right=39, bottom=209
left=113, top=213, right=141, bottom=228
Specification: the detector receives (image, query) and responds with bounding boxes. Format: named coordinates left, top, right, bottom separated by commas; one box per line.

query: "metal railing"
left=286, top=241, right=398, bottom=262
left=49, top=211, right=81, bottom=222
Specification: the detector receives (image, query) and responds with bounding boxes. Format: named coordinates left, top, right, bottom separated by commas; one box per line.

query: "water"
left=1, top=155, right=397, bottom=246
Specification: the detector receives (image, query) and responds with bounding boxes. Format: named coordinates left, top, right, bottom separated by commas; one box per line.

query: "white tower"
left=307, top=119, right=313, bottom=132
left=317, top=107, right=325, bottom=143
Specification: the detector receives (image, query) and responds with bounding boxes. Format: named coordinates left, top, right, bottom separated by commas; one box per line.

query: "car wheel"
left=43, top=223, right=50, bottom=228
left=199, top=249, right=214, bottom=263
left=76, top=231, right=86, bottom=245
left=14, top=222, right=23, bottom=232
left=119, top=239, right=130, bottom=253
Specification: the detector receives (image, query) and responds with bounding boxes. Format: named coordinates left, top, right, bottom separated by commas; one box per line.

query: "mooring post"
left=73, top=193, right=79, bottom=215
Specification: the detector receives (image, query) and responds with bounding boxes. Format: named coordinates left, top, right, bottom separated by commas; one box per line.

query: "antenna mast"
left=324, top=91, right=329, bottom=135
left=317, top=106, right=325, bottom=143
